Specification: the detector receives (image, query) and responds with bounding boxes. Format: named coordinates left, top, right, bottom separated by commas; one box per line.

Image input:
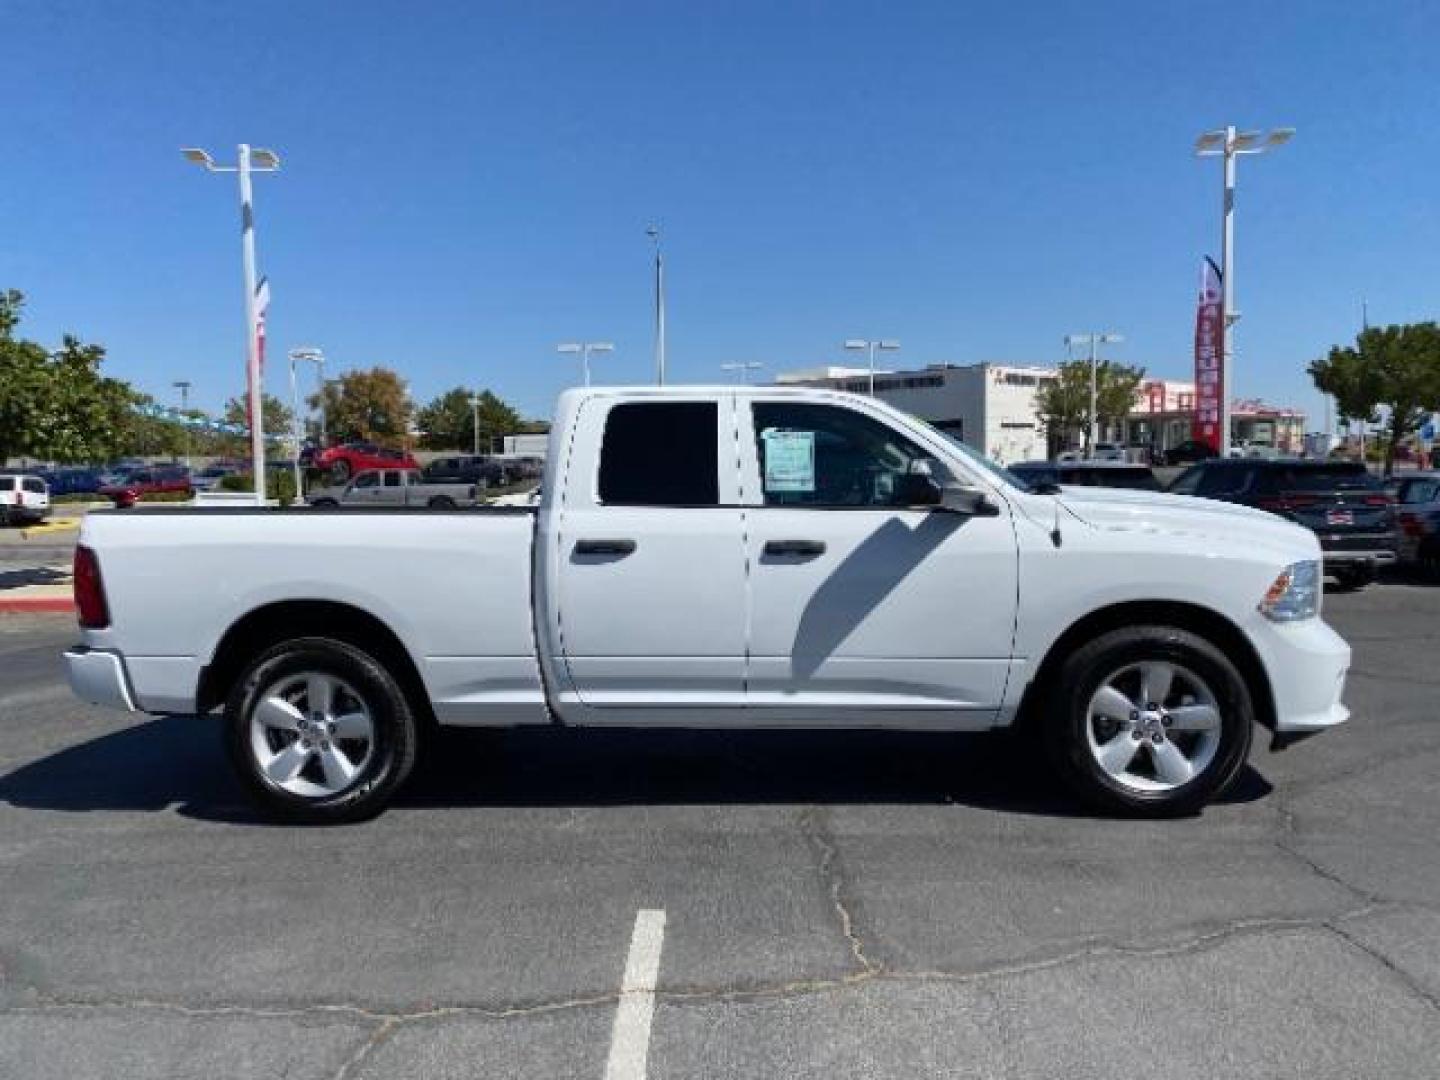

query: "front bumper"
left=1247, top=617, right=1350, bottom=738
left=64, top=648, right=138, bottom=712
left=1322, top=549, right=1396, bottom=566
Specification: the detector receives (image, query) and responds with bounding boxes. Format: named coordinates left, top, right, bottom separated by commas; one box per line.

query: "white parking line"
left=603, top=908, right=667, bottom=1080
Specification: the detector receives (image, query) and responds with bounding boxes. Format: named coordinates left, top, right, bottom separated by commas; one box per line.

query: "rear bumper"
left=64, top=648, right=138, bottom=712
left=1247, top=617, right=1350, bottom=738
left=1322, top=549, right=1396, bottom=565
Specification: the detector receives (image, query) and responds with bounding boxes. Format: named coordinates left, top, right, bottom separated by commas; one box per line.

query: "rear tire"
left=1043, top=625, right=1253, bottom=817
left=224, top=637, right=418, bottom=823
left=428, top=496, right=457, bottom=510
left=310, top=498, right=339, bottom=509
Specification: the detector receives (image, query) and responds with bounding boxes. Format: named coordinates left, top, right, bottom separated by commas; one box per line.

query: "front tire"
left=224, top=637, right=418, bottom=823
left=1044, top=625, right=1253, bottom=817
left=428, top=495, right=457, bottom=510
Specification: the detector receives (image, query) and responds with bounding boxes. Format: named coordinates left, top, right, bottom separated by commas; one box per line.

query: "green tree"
left=0, top=290, right=136, bottom=463
left=416, top=386, right=524, bottom=451
left=1035, top=359, right=1146, bottom=452
left=1310, top=323, right=1440, bottom=475
left=223, top=393, right=295, bottom=437
left=310, top=367, right=411, bottom=446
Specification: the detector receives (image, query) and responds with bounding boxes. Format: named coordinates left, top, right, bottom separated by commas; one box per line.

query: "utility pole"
left=1064, top=333, right=1124, bottom=454
left=647, top=226, right=666, bottom=385
left=182, top=144, right=281, bottom=503
left=172, top=380, right=192, bottom=467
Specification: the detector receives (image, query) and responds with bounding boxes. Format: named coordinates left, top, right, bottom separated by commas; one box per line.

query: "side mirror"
left=940, top=483, right=1000, bottom=516
left=895, top=471, right=943, bottom=507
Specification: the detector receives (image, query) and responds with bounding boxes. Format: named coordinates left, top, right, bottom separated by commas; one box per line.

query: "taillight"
left=1364, top=494, right=1392, bottom=507
left=73, top=545, right=110, bottom=629
left=1399, top=513, right=1423, bottom=537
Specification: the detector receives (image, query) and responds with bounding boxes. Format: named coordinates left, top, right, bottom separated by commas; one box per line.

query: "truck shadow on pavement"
left=0, top=715, right=1273, bottom=824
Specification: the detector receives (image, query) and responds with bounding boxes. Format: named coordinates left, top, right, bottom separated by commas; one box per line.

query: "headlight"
left=1258, top=560, right=1321, bottom=622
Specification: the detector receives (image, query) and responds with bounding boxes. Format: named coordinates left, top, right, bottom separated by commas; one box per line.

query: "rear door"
left=739, top=397, right=1019, bottom=723
left=553, top=396, right=747, bottom=713
left=344, top=470, right=384, bottom=505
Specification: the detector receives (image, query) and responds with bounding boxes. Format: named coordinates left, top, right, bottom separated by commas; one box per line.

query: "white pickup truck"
left=65, top=386, right=1351, bottom=822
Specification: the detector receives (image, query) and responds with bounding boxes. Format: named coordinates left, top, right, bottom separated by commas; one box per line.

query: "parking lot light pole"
left=720, top=362, right=763, bottom=384
left=647, top=225, right=666, bottom=385
left=287, top=347, right=324, bottom=498
left=471, top=393, right=481, bottom=455
left=182, top=144, right=281, bottom=504
left=557, top=342, right=615, bottom=387
left=172, top=381, right=192, bottom=467
left=843, top=339, right=899, bottom=395
left=1064, top=333, right=1124, bottom=454
left=1195, top=125, right=1293, bottom=456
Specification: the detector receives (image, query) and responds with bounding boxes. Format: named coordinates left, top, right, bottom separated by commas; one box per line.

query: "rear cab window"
left=598, top=401, right=720, bottom=506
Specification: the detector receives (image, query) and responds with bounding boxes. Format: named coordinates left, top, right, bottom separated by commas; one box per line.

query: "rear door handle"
left=764, top=539, right=826, bottom=557
left=574, top=538, right=637, bottom=556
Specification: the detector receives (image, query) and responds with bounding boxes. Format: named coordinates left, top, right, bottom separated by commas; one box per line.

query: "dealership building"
left=775, top=362, right=1057, bottom=464
left=775, top=365, right=1307, bottom=461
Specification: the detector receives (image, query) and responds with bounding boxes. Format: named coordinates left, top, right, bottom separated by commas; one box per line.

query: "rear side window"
left=23, top=479, right=46, bottom=494
left=0, top=478, right=12, bottom=492
left=1196, top=466, right=1248, bottom=497
left=1401, top=479, right=1440, bottom=504
left=599, top=401, right=719, bottom=506
left=384, top=472, right=403, bottom=488
left=1277, top=465, right=1379, bottom=492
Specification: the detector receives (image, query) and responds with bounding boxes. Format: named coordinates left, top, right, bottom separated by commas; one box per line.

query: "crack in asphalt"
left=1326, top=919, right=1440, bottom=1015
left=798, top=805, right=880, bottom=976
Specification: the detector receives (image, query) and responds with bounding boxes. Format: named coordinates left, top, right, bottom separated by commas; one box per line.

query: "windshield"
left=931, top=428, right=1033, bottom=492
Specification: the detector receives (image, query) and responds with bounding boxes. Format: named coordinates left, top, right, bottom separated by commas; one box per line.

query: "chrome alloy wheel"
left=248, top=672, right=375, bottom=797
left=1084, top=660, right=1222, bottom=793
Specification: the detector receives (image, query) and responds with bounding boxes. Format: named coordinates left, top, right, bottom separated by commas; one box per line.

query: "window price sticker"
left=761, top=429, right=815, bottom=492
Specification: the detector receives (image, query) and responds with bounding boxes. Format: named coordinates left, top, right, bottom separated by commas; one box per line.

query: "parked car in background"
left=0, top=473, right=51, bottom=526
left=39, top=467, right=103, bottom=496
left=311, top=443, right=419, bottom=483
left=1162, top=440, right=1217, bottom=466
left=423, top=454, right=509, bottom=489
left=306, top=468, right=480, bottom=509
left=1167, top=459, right=1396, bottom=589
left=100, top=465, right=193, bottom=508
left=1010, top=461, right=1161, bottom=491
left=1091, top=442, right=1126, bottom=462
left=1392, top=472, right=1440, bottom=573
left=192, top=464, right=240, bottom=492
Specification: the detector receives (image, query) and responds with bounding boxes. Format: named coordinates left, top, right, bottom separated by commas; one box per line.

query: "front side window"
left=752, top=401, right=945, bottom=507
left=599, top=401, right=719, bottom=506
left=23, top=479, right=46, bottom=494
left=352, top=472, right=379, bottom=490
left=384, top=472, right=403, bottom=488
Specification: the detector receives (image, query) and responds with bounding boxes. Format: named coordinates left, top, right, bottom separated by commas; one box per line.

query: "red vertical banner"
left=1193, top=258, right=1224, bottom=452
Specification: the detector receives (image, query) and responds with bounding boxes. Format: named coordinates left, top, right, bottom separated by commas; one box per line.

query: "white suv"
left=0, top=473, right=51, bottom=526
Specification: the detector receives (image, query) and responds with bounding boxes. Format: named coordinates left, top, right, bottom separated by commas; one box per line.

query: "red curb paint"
left=0, top=597, right=75, bottom=614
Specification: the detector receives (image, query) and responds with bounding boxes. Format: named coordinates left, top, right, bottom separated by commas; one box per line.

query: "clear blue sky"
left=3, top=0, right=1437, bottom=425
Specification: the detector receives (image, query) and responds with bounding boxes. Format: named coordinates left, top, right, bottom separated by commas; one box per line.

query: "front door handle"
left=574, top=538, right=637, bottom=557
left=764, top=539, right=826, bottom=557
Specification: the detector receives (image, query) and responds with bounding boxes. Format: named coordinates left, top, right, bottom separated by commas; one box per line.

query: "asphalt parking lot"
left=2, top=583, right=1439, bottom=1080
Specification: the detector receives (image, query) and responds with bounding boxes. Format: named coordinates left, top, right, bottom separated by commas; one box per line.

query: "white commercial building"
left=776, top=362, right=1057, bottom=464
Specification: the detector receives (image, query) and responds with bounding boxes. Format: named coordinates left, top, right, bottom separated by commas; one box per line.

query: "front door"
left=554, top=396, right=747, bottom=716
left=739, top=397, right=1019, bottom=726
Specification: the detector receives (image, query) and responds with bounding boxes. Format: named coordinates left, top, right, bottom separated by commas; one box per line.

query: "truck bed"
left=78, top=508, right=549, bottom=726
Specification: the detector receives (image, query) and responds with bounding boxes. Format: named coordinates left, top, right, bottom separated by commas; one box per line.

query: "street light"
left=172, top=381, right=192, bottom=467
left=182, top=143, right=281, bottom=504
left=1195, top=125, right=1293, bottom=455
left=471, top=393, right=481, bottom=455
left=1064, top=332, right=1124, bottom=455
left=647, top=225, right=666, bottom=385
left=557, top=342, right=614, bottom=387
left=288, top=347, right=324, bottom=498
left=720, top=362, right=764, bottom=384
left=843, top=339, right=900, bottom=395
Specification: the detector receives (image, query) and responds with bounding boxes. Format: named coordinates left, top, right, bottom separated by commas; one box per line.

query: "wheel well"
left=197, top=600, right=434, bottom=727
left=1015, top=601, right=1276, bottom=733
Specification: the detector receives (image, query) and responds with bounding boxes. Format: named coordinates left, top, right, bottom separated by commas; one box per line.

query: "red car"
left=100, top=466, right=193, bottom=508
left=310, top=442, right=419, bottom=483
